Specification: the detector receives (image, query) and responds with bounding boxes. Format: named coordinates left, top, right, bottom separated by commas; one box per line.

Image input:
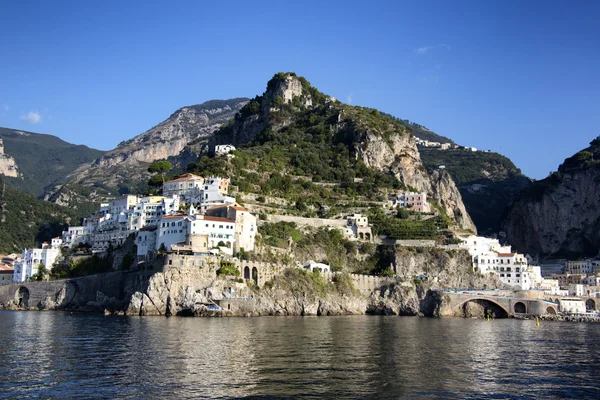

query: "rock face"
left=0, top=138, right=18, bottom=177
left=429, top=170, right=477, bottom=232
left=61, top=98, right=248, bottom=193
left=503, top=147, right=600, bottom=257
left=502, top=138, right=600, bottom=257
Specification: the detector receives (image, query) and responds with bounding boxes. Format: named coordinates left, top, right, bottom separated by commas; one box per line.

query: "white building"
left=215, top=144, right=236, bottom=156
left=162, top=173, right=205, bottom=198
left=136, top=227, right=157, bottom=260
left=156, top=206, right=237, bottom=256
left=559, top=298, right=587, bottom=314
left=303, top=261, right=331, bottom=273
left=461, top=235, right=539, bottom=290
left=62, top=226, right=86, bottom=247
left=13, top=242, right=61, bottom=282
left=109, top=195, right=138, bottom=216
left=193, top=176, right=235, bottom=212
left=205, top=204, right=257, bottom=253
left=346, top=214, right=373, bottom=241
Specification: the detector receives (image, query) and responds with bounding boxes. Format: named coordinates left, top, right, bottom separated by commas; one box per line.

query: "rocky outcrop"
left=0, top=138, right=19, bottom=177
left=502, top=138, right=600, bottom=257
left=352, top=124, right=475, bottom=232
left=503, top=165, right=600, bottom=257
left=60, top=98, right=248, bottom=192
left=429, top=170, right=477, bottom=232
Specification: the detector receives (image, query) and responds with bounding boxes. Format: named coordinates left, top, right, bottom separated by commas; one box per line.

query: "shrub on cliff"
left=217, top=262, right=240, bottom=277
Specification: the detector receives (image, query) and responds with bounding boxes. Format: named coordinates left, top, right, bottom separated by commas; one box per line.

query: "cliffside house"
left=347, top=214, right=373, bottom=241
left=162, top=173, right=205, bottom=198
left=205, top=203, right=257, bottom=252
left=390, top=191, right=431, bottom=213
left=13, top=240, right=62, bottom=283
left=215, top=144, right=236, bottom=156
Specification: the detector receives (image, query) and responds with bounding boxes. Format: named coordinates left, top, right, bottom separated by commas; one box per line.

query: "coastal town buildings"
left=61, top=226, right=86, bottom=247
left=460, top=235, right=542, bottom=290
left=13, top=240, right=62, bottom=282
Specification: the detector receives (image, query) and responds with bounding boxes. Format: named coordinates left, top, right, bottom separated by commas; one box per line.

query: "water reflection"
left=0, top=312, right=599, bottom=399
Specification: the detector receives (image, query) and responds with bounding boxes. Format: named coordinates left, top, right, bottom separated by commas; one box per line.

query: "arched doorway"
left=251, top=267, right=258, bottom=285
left=514, top=302, right=527, bottom=314
left=243, top=266, right=250, bottom=280
left=546, top=306, right=557, bottom=315
left=586, top=299, right=596, bottom=312
left=460, top=299, right=508, bottom=318
left=16, top=286, right=30, bottom=308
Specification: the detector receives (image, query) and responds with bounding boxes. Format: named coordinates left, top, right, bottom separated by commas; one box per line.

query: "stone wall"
left=266, top=214, right=347, bottom=229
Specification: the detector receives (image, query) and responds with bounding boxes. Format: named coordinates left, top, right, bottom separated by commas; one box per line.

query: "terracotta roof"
left=498, top=253, right=515, bottom=257
left=202, top=216, right=235, bottom=223
left=165, top=173, right=203, bottom=183
left=163, top=214, right=187, bottom=219
left=207, top=204, right=248, bottom=212
left=0, top=264, right=14, bottom=272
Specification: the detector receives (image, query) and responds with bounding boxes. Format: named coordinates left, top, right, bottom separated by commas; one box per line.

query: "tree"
left=33, top=263, right=48, bottom=281
left=147, top=161, right=173, bottom=185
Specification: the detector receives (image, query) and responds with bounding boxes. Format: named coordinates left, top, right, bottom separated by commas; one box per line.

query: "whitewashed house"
left=13, top=241, right=62, bottom=282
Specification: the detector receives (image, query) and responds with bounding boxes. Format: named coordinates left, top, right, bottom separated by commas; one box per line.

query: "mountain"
left=55, top=98, right=248, bottom=200
left=502, top=137, right=600, bottom=258
left=0, top=127, right=104, bottom=197
left=198, top=72, right=475, bottom=232
left=0, top=176, right=94, bottom=253
left=418, top=147, right=531, bottom=234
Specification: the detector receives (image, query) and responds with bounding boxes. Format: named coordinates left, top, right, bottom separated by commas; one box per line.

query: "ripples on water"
left=0, top=312, right=599, bottom=399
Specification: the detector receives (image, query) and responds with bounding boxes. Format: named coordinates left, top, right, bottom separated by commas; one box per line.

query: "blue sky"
left=0, top=1, right=598, bottom=179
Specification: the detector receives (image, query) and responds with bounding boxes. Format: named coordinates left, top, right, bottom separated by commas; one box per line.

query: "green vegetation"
left=147, top=160, right=173, bottom=187
left=50, top=254, right=113, bottom=279
left=217, top=261, right=240, bottom=277
left=419, top=147, right=522, bottom=185
left=258, top=222, right=303, bottom=247
left=367, top=207, right=447, bottom=240
left=189, top=74, right=413, bottom=214
left=0, top=178, right=90, bottom=253
left=0, top=127, right=104, bottom=197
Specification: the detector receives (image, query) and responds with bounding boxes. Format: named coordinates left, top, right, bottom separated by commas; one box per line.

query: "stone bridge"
left=439, top=291, right=559, bottom=318
left=0, top=270, right=136, bottom=310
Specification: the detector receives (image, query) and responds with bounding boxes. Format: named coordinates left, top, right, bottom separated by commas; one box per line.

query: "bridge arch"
left=458, top=298, right=509, bottom=318
left=546, top=306, right=557, bottom=315
left=514, top=302, right=527, bottom=314
left=15, top=286, right=30, bottom=308
left=586, top=299, right=596, bottom=312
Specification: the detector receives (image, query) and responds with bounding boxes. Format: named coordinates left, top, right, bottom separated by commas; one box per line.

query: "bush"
left=217, top=262, right=240, bottom=277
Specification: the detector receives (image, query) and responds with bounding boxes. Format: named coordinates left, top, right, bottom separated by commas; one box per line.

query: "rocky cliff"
left=59, top=98, right=248, bottom=196
left=0, top=138, right=18, bottom=177
left=419, top=146, right=530, bottom=235
left=502, top=137, right=600, bottom=257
